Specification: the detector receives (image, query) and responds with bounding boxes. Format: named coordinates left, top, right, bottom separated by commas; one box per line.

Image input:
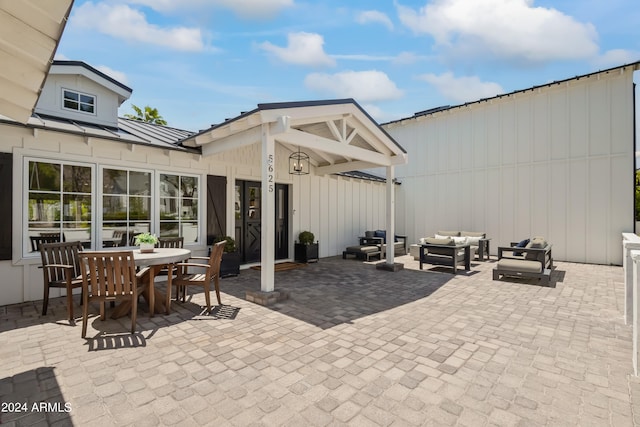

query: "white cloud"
left=592, top=49, right=640, bottom=68
left=418, top=72, right=503, bottom=103
left=128, top=0, right=294, bottom=19
left=304, top=70, right=404, bottom=102
left=259, top=32, right=335, bottom=67
left=96, top=65, right=129, bottom=85
left=72, top=2, right=206, bottom=52
left=356, top=10, right=394, bottom=30
left=397, top=0, right=598, bottom=63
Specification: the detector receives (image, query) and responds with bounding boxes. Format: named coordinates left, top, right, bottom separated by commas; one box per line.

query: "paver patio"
left=1, top=255, right=639, bottom=426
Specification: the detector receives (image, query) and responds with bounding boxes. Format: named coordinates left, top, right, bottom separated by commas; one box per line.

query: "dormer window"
left=63, top=89, right=95, bottom=114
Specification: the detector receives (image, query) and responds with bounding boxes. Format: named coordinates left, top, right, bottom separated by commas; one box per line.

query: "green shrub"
left=298, top=231, right=315, bottom=245
left=214, top=235, right=236, bottom=253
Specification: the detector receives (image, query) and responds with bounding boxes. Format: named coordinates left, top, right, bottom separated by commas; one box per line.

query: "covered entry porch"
left=183, top=99, right=408, bottom=294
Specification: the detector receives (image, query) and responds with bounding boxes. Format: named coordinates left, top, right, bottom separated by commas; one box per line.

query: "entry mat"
left=250, top=262, right=308, bottom=272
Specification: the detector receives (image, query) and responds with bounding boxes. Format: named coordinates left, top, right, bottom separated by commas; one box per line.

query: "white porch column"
left=260, top=123, right=275, bottom=292
left=385, top=165, right=395, bottom=264
left=632, top=250, right=640, bottom=375
left=623, top=233, right=640, bottom=324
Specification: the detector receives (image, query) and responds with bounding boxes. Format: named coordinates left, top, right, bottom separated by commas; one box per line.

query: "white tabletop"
left=131, top=248, right=191, bottom=267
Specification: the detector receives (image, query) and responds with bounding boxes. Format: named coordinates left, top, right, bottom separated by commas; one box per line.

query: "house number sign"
left=267, top=154, right=274, bottom=192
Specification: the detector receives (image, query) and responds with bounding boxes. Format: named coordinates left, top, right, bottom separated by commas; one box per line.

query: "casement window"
left=159, top=173, right=199, bottom=243
left=26, top=160, right=93, bottom=253
left=62, top=89, right=95, bottom=114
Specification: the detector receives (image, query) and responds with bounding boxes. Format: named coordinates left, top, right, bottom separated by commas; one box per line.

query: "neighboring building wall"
left=0, top=124, right=387, bottom=306
left=385, top=67, right=637, bottom=265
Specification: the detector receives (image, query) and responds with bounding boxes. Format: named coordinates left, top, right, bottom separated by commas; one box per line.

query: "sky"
left=56, top=0, right=640, bottom=132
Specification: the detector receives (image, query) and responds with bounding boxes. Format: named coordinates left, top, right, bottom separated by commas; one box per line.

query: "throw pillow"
left=437, top=230, right=460, bottom=237
left=374, top=230, right=386, bottom=243
left=435, top=233, right=450, bottom=240
left=466, top=236, right=481, bottom=246
left=513, top=238, right=530, bottom=256
left=452, top=236, right=468, bottom=245
left=525, top=237, right=546, bottom=260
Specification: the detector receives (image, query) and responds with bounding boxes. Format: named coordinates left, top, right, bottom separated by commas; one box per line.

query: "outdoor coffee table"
left=111, top=247, right=191, bottom=318
left=419, top=243, right=471, bottom=274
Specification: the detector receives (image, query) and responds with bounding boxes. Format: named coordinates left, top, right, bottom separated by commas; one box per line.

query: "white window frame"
left=98, top=165, right=154, bottom=248
left=21, top=157, right=204, bottom=258
left=157, top=171, right=201, bottom=245
left=62, top=88, right=96, bottom=115
left=23, top=157, right=96, bottom=257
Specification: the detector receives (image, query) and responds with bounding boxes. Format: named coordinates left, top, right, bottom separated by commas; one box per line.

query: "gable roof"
left=50, top=60, right=133, bottom=105
left=182, top=98, right=407, bottom=175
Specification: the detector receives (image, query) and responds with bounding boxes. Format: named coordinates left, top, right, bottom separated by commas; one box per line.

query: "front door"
left=235, top=180, right=289, bottom=263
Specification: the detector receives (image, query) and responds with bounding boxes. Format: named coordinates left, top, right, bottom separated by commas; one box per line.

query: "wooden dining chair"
left=158, top=237, right=184, bottom=248
left=79, top=251, right=147, bottom=338
left=171, top=240, right=225, bottom=312
left=39, top=241, right=84, bottom=320
left=31, top=234, right=61, bottom=252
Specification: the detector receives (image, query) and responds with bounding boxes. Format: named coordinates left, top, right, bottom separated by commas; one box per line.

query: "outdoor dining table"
left=110, top=247, right=191, bottom=319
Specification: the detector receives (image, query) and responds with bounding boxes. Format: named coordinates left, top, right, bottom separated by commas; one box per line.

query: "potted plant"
left=134, top=232, right=158, bottom=253
left=214, top=235, right=240, bottom=277
left=295, top=231, right=319, bottom=263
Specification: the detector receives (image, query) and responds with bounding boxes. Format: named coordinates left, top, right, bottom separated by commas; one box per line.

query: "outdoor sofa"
left=409, top=230, right=488, bottom=261
left=342, top=230, right=406, bottom=261
left=493, top=237, right=553, bottom=286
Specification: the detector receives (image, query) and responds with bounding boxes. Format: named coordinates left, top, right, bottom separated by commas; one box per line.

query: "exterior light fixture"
left=289, top=147, right=309, bottom=175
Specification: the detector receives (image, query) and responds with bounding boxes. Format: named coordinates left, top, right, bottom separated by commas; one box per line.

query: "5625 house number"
left=267, top=154, right=274, bottom=192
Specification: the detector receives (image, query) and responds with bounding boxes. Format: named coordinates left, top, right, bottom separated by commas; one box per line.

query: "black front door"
left=235, top=180, right=289, bottom=263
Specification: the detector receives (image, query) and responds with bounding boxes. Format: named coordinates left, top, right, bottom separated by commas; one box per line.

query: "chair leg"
left=203, top=283, right=211, bottom=313
left=100, top=301, right=106, bottom=321
left=65, top=282, right=74, bottom=321
left=213, top=275, right=222, bottom=305
left=81, top=295, right=89, bottom=338
left=131, top=294, right=138, bottom=334
left=165, top=274, right=172, bottom=314
left=42, top=285, right=50, bottom=315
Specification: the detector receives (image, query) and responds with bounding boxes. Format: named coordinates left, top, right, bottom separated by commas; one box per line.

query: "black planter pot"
left=294, top=242, right=319, bottom=263
left=220, top=251, right=241, bottom=277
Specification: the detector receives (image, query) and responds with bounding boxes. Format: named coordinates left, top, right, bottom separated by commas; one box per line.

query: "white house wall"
left=386, top=68, right=636, bottom=265
left=0, top=125, right=387, bottom=305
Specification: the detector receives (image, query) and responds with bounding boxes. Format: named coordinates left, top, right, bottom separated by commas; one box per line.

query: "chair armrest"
left=174, top=262, right=211, bottom=270
left=188, top=256, right=210, bottom=261
left=359, top=236, right=383, bottom=245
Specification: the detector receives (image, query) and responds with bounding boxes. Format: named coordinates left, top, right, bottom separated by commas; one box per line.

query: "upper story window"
left=62, top=89, right=95, bottom=114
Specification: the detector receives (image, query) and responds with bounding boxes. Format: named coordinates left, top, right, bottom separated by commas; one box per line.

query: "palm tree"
left=124, top=104, right=167, bottom=125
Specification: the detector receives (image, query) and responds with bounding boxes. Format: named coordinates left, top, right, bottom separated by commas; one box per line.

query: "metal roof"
left=383, top=60, right=640, bottom=126
left=0, top=113, right=198, bottom=153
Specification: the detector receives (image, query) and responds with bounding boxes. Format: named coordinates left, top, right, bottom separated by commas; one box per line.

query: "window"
left=27, top=160, right=92, bottom=252
left=102, top=168, right=152, bottom=247
left=23, top=159, right=202, bottom=255
left=63, top=89, right=95, bottom=114
left=159, top=174, right=199, bottom=243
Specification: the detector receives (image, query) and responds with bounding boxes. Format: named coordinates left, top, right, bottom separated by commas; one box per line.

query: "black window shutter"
left=0, top=153, right=12, bottom=260
left=206, top=175, right=227, bottom=245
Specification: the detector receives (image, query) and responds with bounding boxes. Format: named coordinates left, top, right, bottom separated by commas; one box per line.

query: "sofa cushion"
left=346, top=245, right=379, bottom=253
left=424, top=237, right=454, bottom=246
left=497, top=258, right=543, bottom=273
left=437, top=230, right=460, bottom=237
left=461, top=231, right=485, bottom=238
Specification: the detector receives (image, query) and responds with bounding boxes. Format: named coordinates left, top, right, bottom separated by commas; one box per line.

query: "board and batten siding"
left=385, top=67, right=637, bottom=265
left=0, top=124, right=387, bottom=305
